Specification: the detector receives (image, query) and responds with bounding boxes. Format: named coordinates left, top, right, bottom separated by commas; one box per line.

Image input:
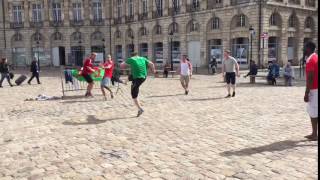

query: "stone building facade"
left=0, top=0, right=318, bottom=68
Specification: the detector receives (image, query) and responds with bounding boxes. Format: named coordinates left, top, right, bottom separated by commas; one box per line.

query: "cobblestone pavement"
left=0, top=70, right=317, bottom=180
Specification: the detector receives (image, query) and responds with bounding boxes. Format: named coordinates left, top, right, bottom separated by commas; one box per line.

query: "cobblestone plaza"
left=0, top=69, right=317, bottom=179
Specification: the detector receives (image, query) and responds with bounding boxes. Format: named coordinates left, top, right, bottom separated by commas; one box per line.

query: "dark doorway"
left=59, top=47, right=66, bottom=65
left=71, top=46, right=85, bottom=66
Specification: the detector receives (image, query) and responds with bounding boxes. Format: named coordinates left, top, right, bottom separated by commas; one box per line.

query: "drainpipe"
left=258, top=0, right=262, bottom=68
left=2, top=0, right=7, bottom=52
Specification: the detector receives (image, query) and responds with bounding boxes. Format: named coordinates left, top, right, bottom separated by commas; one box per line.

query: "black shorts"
left=83, top=74, right=93, bottom=83
left=131, top=78, right=146, bottom=99
left=226, top=72, right=236, bottom=85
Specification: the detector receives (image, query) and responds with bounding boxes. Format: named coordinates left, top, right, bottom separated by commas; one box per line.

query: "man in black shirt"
left=0, top=58, right=13, bottom=88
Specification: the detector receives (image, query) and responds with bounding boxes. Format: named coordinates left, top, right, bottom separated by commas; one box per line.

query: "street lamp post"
left=130, top=34, right=134, bottom=54
left=249, top=26, right=255, bottom=68
left=169, top=31, right=174, bottom=71
left=36, top=41, right=40, bottom=71
left=102, top=38, right=106, bottom=61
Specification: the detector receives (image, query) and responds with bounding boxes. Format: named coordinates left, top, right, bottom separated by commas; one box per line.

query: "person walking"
left=120, top=52, right=156, bottom=117
left=178, top=55, right=192, bottom=95
left=0, top=58, right=13, bottom=88
left=82, top=53, right=97, bottom=97
left=283, top=61, right=295, bottom=86
left=303, top=41, right=318, bottom=141
left=267, top=60, right=280, bottom=85
left=222, top=50, right=240, bottom=98
left=100, top=55, right=114, bottom=100
left=28, top=59, right=41, bottom=85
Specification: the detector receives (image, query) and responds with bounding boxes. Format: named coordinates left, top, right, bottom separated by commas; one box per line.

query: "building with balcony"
left=0, top=0, right=318, bottom=68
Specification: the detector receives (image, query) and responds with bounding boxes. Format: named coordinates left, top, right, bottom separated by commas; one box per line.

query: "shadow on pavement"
left=220, top=140, right=317, bottom=157
left=188, top=97, right=225, bottom=102
left=147, top=94, right=185, bottom=98
left=63, top=115, right=136, bottom=126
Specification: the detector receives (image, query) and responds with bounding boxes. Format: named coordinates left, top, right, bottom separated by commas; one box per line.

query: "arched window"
left=53, top=32, right=63, bottom=41
left=140, top=27, right=147, bottom=36
left=211, top=17, right=220, bottom=30
left=127, top=29, right=134, bottom=38
left=288, top=14, right=297, bottom=28
left=13, top=33, right=23, bottom=41
left=155, top=25, right=162, bottom=35
left=305, top=17, right=314, bottom=29
left=33, top=33, right=42, bottom=41
left=270, top=13, right=276, bottom=26
left=91, top=31, right=103, bottom=40
left=169, top=22, right=179, bottom=33
left=189, top=20, right=199, bottom=32
left=237, top=14, right=246, bottom=27
left=71, top=32, right=82, bottom=41
left=115, top=30, right=121, bottom=38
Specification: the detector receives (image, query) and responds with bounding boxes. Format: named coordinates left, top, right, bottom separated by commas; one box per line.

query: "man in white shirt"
left=222, top=50, right=240, bottom=98
left=178, top=55, right=193, bottom=95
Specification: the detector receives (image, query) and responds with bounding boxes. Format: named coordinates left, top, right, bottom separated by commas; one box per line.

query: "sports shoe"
left=232, top=92, right=236, bottom=97
left=225, top=94, right=231, bottom=98
left=137, top=109, right=144, bottom=117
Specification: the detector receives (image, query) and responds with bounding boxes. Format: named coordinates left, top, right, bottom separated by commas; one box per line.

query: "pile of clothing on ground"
left=25, top=94, right=61, bottom=101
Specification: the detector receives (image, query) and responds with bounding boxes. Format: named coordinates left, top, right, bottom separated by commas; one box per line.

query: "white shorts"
left=101, top=77, right=111, bottom=87
left=307, top=89, right=318, bottom=118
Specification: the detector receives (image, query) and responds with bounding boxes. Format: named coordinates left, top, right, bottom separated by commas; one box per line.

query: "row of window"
left=12, top=1, right=103, bottom=24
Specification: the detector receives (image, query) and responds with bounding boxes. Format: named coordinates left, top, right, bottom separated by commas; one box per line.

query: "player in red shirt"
left=100, top=54, right=114, bottom=100
left=303, top=41, right=318, bottom=141
left=82, top=53, right=97, bottom=97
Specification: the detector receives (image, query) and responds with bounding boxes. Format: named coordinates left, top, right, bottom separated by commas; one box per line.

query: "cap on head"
left=224, top=50, right=231, bottom=54
left=131, top=52, right=138, bottom=56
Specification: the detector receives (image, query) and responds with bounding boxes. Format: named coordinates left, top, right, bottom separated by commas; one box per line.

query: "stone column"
left=43, top=0, right=49, bottom=26
left=63, top=0, right=70, bottom=26
left=24, top=0, right=30, bottom=27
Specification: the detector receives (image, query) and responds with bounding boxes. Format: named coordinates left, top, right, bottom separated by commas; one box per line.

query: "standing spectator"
left=209, top=57, right=217, bottom=74
left=120, top=52, right=156, bottom=117
left=283, top=61, right=295, bottom=86
left=267, top=60, right=280, bottom=85
left=28, top=58, right=41, bottom=85
left=100, top=55, right=114, bottom=100
left=222, top=50, right=240, bottom=98
left=303, top=42, right=318, bottom=141
left=178, top=55, right=193, bottom=95
left=163, top=63, right=170, bottom=78
left=0, top=58, right=13, bottom=88
left=82, top=53, right=97, bottom=97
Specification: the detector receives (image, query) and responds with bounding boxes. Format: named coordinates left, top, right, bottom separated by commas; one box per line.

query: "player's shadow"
left=220, top=140, right=316, bottom=157
left=63, top=115, right=136, bottom=126
left=188, top=97, right=225, bottom=102
left=147, top=94, right=185, bottom=98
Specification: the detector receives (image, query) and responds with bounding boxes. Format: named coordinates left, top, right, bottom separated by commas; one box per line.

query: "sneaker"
left=28, top=82, right=31, bottom=85
left=111, top=93, right=114, bottom=99
left=186, top=90, right=189, bottom=95
left=0, top=86, right=2, bottom=88
left=225, top=94, right=231, bottom=98
left=137, top=109, right=144, bottom=117
left=232, top=92, right=236, bottom=97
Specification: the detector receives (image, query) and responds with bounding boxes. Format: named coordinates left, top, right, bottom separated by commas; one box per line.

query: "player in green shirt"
left=120, top=52, right=156, bottom=117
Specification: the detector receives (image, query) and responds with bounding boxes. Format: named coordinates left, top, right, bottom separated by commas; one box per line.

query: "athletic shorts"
left=131, top=78, right=146, bottom=99
left=180, top=75, right=190, bottom=84
left=307, top=89, right=318, bottom=118
left=83, top=74, right=93, bottom=83
left=226, top=72, right=236, bottom=85
left=101, top=77, right=111, bottom=87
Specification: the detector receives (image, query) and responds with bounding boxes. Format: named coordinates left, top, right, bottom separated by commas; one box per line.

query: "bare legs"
left=305, top=118, right=318, bottom=141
